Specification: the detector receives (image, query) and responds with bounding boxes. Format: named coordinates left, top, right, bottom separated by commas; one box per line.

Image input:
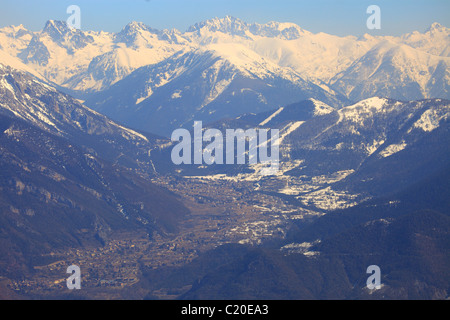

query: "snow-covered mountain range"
left=0, top=17, right=448, bottom=136
left=1, top=17, right=447, bottom=92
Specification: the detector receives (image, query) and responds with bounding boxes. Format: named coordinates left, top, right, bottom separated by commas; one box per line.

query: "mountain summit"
left=42, top=20, right=71, bottom=38
left=187, top=16, right=249, bottom=36
left=187, top=16, right=309, bottom=40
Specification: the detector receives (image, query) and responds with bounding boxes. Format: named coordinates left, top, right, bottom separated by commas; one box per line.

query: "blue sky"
left=0, top=0, right=448, bottom=36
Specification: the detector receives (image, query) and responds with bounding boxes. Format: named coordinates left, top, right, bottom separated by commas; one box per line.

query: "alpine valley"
left=1, top=16, right=448, bottom=135
left=0, top=17, right=448, bottom=300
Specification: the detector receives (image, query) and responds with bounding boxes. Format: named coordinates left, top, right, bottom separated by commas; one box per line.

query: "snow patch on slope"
left=413, top=108, right=448, bottom=132
left=339, top=97, right=389, bottom=125
left=380, top=141, right=407, bottom=157
left=309, top=98, right=334, bottom=116
left=259, top=107, right=284, bottom=126
left=278, top=121, right=304, bottom=144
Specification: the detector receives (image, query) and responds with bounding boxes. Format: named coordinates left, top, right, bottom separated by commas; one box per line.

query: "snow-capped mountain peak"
left=249, top=21, right=310, bottom=39
left=40, top=19, right=94, bottom=51
left=187, top=16, right=249, bottom=36
left=116, top=21, right=161, bottom=39
left=43, top=20, right=71, bottom=37
left=308, top=98, right=335, bottom=116
left=187, top=16, right=309, bottom=40
left=1, top=24, right=29, bottom=36
left=346, top=97, right=389, bottom=110
left=115, top=21, right=186, bottom=47
left=426, top=22, right=447, bottom=33
left=124, top=21, right=151, bottom=31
